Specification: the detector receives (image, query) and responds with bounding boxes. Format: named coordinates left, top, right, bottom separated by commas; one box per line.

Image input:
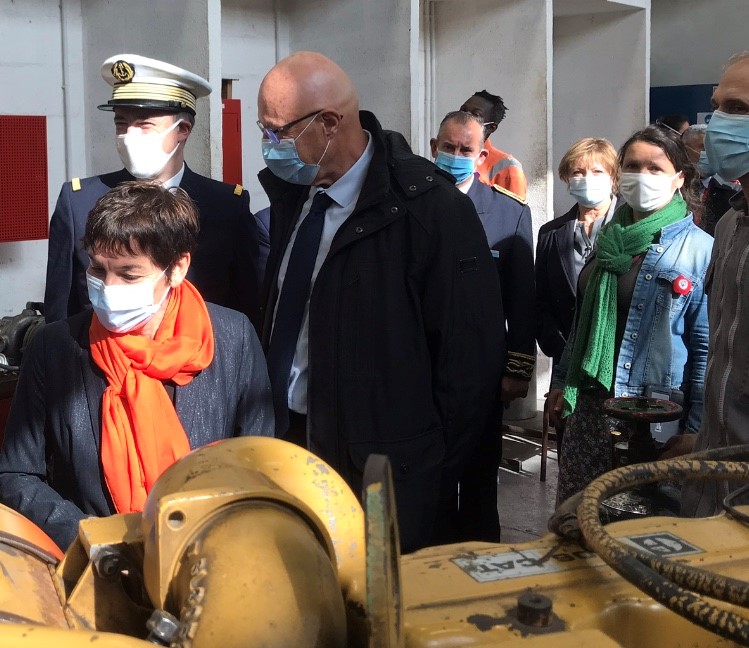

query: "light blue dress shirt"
left=275, top=131, right=374, bottom=413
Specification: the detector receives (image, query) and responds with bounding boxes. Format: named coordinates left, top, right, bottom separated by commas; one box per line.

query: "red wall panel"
left=222, top=99, right=243, bottom=186
left=0, top=115, right=48, bottom=243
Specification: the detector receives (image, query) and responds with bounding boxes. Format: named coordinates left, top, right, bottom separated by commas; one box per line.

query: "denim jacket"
left=552, top=216, right=712, bottom=433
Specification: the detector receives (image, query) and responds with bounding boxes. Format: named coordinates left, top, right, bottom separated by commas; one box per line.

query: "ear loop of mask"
left=657, top=121, right=684, bottom=137
left=294, top=113, right=331, bottom=165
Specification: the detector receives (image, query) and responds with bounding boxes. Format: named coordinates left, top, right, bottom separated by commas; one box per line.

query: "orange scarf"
left=90, top=279, right=214, bottom=513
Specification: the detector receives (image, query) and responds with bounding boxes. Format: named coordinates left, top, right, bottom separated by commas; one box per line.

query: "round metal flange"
left=603, top=396, right=683, bottom=423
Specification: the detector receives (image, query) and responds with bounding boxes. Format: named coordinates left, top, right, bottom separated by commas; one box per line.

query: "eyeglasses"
left=256, top=110, right=321, bottom=144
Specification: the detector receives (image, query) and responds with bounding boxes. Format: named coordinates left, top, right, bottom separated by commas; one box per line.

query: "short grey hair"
left=437, top=110, right=486, bottom=143
left=681, top=124, right=707, bottom=146
left=726, top=51, right=749, bottom=68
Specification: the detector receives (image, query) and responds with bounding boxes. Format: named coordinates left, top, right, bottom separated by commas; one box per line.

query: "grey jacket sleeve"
left=233, top=314, right=275, bottom=437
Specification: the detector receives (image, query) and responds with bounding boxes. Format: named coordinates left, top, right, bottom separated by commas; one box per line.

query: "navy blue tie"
left=267, top=191, right=334, bottom=433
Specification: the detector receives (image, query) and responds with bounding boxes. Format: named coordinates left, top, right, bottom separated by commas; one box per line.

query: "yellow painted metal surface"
left=166, top=502, right=347, bottom=647
left=0, top=625, right=151, bottom=647
left=0, top=542, right=65, bottom=628
left=2, top=437, right=749, bottom=647
left=141, top=437, right=366, bottom=610
left=400, top=513, right=748, bottom=647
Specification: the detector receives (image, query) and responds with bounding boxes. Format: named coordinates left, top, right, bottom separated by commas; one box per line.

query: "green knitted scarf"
left=562, top=194, right=688, bottom=417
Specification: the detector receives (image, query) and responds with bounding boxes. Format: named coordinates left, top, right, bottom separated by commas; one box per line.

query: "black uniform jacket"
left=535, top=203, right=580, bottom=363
left=258, top=112, right=504, bottom=552
left=0, top=304, right=275, bottom=550
left=467, top=179, right=536, bottom=379
left=44, top=165, right=261, bottom=326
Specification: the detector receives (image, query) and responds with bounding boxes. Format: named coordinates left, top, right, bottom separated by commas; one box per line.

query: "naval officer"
left=44, top=54, right=260, bottom=326
left=430, top=110, right=536, bottom=543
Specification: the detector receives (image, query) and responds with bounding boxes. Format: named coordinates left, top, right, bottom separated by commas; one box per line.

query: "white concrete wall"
left=428, top=0, right=553, bottom=413
left=553, top=7, right=650, bottom=216
left=80, top=0, right=217, bottom=178
left=222, top=0, right=281, bottom=211
left=222, top=0, right=414, bottom=211
left=278, top=0, right=413, bottom=138
left=0, top=0, right=76, bottom=315
left=430, top=0, right=552, bottom=232
left=651, top=0, right=747, bottom=87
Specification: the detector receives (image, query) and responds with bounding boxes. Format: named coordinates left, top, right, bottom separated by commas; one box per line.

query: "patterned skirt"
left=556, top=389, right=634, bottom=505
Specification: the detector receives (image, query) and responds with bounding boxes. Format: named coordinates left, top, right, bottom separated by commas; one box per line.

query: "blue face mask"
left=261, top=114, right=330, bottom=185
left=435, top=152, right=477, bottom=184
left=705, top=110, right=749, bottom=181
left=697, top=150, right=716, bottom=178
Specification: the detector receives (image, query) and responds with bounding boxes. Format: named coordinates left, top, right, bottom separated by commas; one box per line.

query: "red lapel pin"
left=673, top=275, right=692, bottom=295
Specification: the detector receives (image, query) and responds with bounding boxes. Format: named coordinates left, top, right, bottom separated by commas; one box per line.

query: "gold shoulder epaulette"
left=233, top=184, right=243, bottom=196
left=505, top=351, right=536, bottom=380
left=71, top=178, right=81, bottom=192
left=492, top=184, right=526, bottom=205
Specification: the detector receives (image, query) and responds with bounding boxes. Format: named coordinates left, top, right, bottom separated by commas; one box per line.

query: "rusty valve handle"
left=603, top=397, right=684, bottom=465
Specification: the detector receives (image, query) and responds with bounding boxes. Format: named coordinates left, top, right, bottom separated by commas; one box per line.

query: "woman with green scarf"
left=547, top=126, right=712, bottom=505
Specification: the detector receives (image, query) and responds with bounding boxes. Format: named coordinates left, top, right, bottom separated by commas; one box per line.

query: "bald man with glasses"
left=256, top=52, right=504, bottom=552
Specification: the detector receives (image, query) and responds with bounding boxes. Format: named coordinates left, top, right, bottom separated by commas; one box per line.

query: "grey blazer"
left=0, top=303, right=274, bottom=549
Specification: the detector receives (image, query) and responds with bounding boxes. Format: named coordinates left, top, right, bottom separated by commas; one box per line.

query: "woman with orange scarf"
left=0, top=182, right=274, bottom=549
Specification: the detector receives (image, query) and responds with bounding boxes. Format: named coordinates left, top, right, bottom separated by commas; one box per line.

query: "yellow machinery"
left=1, top=437, right=749, bottom=647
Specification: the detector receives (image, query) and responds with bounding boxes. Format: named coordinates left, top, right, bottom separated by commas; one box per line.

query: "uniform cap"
left=98, top=54, right=212, bottom=115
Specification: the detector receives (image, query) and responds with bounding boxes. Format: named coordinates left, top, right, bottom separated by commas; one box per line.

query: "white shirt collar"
left=312, top=131, right=373, bottom=207
left=457, top=173, right=476, bottom=194
left=163, top=163, right=186, bottom=190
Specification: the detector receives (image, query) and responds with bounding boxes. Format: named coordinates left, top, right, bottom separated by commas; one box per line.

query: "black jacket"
left=0, top=304, right=274, bottom=550
left=467, top=179, right=535, bottom=379
left=535, top=203, right=579, bottom=363
left=44, top=165, right=261, bottom=327
left=259, top=112, right=504, bottom=551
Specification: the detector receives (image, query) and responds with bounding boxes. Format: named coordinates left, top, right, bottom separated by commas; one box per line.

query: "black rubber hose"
left=577, top=457, right=749, bottom=644
left=550, top=445, right=749, bottom=542
left=582, top=459, right=749, bottom=609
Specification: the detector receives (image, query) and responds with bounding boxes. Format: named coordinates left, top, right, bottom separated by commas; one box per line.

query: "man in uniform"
left=257, top=52, right=504, bottom=552
left=431, top=110, right=536, bottom=542
left=44, top=54, right=260, bottom=326
left=460, top=90, right=527, bottom=199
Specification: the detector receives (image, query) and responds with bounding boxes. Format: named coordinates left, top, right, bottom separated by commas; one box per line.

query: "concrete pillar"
left=80, top=0, right=220, bottom=178
left=423, top=0, right=554, bottom=416
left=221, top=0, right=280, bottom=210
left=278, top=0, right=414, bottom=136
left=553, top=1, right=651, bottom=217
left=227, top=0, right=415, bottom=210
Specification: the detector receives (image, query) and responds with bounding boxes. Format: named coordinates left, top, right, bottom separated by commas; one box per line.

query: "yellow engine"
left=0, top=437, right=748, bottom=647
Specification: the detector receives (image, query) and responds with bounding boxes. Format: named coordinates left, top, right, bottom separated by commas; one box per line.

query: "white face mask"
left=115, top=119, right=182, bottom=179
left=87, top=270, right=170, bottom=333
left=568, top=174, right=612, bottom=208
left=618, top=172, right=680, bottom=212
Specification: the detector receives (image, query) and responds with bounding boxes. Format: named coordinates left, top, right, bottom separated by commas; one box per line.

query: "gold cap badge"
left=111, top=60, right=135, bottom=83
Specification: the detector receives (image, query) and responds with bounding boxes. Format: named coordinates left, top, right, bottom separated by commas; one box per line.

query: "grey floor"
left=499, top=419, right=559, bottom=544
